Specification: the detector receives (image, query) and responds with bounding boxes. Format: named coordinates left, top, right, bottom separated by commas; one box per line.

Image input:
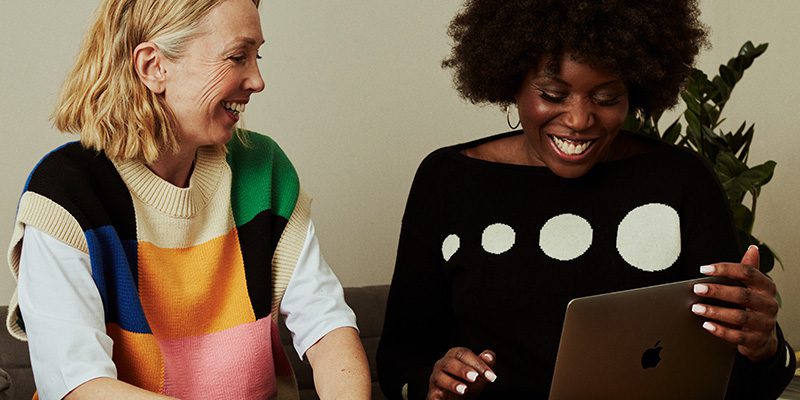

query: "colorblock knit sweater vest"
left=7, top=131, right=308, bottom=399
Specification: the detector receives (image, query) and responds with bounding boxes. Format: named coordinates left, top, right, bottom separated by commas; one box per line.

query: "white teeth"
left=222, top=101, right=246, bottom=114
left=551, top=135, right=592, bottom=155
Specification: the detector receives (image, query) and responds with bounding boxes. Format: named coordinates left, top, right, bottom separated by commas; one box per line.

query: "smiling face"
left=160, top=0, right=265, bottom=151
left=516, top=55, right=629, bottom=179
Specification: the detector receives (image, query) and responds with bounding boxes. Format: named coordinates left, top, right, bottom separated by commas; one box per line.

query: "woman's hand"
left=427, top=347, right=497, bottom=399
left=691, top=245, right=779, bottom=362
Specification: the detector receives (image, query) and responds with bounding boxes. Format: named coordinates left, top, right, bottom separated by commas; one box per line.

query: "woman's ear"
left=133, top=42, right=166, bottom=94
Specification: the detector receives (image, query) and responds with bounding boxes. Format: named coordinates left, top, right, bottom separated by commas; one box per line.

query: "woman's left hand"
left=691, top=245, right=779, bottom=362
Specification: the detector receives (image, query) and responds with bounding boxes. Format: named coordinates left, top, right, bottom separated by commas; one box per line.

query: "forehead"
left=532, top=54, right=622, bottom=87
left=197, top=0, right=264, bottom=47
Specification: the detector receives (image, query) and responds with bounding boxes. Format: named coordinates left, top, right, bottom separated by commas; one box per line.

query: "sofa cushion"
left=0, top=307, right=35, bottom=400
left=0, top=368, right=11, bottom=392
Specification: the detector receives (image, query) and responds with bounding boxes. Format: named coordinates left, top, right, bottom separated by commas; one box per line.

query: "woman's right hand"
left=427, top=347, right=497, bottom=399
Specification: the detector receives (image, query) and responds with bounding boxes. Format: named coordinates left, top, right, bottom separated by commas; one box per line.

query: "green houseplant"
left=624, top=41, right=780, bottom=273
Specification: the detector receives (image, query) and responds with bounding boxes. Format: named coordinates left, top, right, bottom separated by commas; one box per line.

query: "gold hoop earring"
left=506, top=104, right=521, bottom=130
left=634, top=108, right=646, bottom=131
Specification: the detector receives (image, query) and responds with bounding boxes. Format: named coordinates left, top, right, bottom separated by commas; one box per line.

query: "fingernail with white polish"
left=482, top=353, right=494, bottom=362
left=700, top=265, right=715, bottom=275
left=691, top=304, right=706, bottom=314
left=466, top=370, right=478, bottom=382
left=456, top=384, right=467, bottom=395
left=694, top=284, right=709, bottom=294
left=703, top=322, right=716, bottom=332
left=485, top=370, right=498, bottom=383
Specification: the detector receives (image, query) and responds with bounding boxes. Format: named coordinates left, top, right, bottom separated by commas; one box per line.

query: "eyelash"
left=229, top=53, right=263, bottom=64
left=538, top=90, right=567, bottom=104
left=536, top=90, right=623, bottom=107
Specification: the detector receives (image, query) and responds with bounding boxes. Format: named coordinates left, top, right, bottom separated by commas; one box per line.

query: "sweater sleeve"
left=675, top=151, right=797, bottom=398
left=377, top=152, right=455, bottom=400
left=726, top=327, right=796, bottom=400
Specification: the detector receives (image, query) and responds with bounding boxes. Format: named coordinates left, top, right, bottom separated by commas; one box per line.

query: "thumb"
left=740, top=245, right=760, bottom=270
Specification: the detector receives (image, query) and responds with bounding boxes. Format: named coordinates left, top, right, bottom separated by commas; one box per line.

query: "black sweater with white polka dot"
left=377, top=131, right=796, bottom=399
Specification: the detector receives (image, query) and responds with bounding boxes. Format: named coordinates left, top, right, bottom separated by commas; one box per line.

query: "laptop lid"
left=549, top=277, right=737, bottom=400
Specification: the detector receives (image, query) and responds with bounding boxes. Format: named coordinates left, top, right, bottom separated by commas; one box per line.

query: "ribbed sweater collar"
left=112, top=146, right=225, bottom=219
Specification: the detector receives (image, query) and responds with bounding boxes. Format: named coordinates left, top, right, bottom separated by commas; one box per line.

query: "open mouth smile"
left=222, top=101, right=246, bottom=121
left=549, top=135, right=594, bottom=156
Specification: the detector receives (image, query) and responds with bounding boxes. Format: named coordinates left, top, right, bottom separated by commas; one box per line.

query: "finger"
left=478, top=350, right=498, bottom=382
left=691, top=303, right=776, bottom=331
left=445, top=348, right=497, bottom=383
left=700, top=321, right=770, bottom=349
left=699, top=263, right=774, bottom=295
left=740, top=244, right=760, bottom=270
left=430, top=370, right=469, bottom=397
left=427, top=386, right=457, bottom=400
left=693, top=282, right=777, bottom=310
left=479, top=350, right=496, bottom=366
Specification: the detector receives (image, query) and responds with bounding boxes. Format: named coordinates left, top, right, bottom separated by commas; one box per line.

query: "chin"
left=546, top=161, right=595, bottom=179
left=212, top=127, right=236, bottom=145
left=551, top=169, right=590, bottom=179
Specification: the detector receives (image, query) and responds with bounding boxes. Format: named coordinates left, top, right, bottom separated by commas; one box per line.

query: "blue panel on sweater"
left=86, top=226, right=151, bottom=334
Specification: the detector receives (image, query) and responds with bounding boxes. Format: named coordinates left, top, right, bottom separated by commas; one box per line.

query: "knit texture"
left=377, top=131, right=795, bottom=400
left=7, top=131, right=305, bottom=399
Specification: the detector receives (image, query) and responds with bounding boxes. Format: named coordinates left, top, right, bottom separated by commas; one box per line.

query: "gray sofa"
left=0, top=285, right=389, bottom=400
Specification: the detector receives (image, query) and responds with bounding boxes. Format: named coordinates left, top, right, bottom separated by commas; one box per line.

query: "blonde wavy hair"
left=54, top=0, right=260, bottom=163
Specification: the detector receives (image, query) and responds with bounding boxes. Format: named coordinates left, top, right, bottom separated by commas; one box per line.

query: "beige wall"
left=1, top=1, right=797, bottom=347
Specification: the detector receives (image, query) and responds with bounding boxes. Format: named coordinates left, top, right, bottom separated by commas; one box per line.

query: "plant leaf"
left=719, top=64, right=740, bottom=87
left=741, top=160, right=777, bottom=187
left=758, top=242, right=776, bottom=274
left=662, top=120, right=682, bottom=144
left=730, top=203, right=755, bottom=235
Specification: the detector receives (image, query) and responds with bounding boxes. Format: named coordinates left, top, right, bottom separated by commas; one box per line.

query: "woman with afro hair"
left=377, top=0, right=796, bottom=398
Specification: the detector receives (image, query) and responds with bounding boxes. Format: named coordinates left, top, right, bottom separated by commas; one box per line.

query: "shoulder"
left=416, top=131, right=521, bottom=177
left=22, top=142, right=129, bottom=222
left=226, top=130, right=300, bottom=221
left=226, top=130, right=297, bottom=177
left=15, top=142, right=131, bottom=251
left=25, top=142, right=117, bottom=194
left=617, top=133, right=717, bottom=178
left=655, top=140, right=719, bottom=183
left=227, top=130, right=289, bottom=159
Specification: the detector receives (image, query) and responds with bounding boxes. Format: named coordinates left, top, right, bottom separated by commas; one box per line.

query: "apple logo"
left=641, top=340, right=663, bottom=369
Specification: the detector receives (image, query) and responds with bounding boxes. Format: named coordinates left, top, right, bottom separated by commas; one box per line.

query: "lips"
left=221, top=101, right=246, bottom=123
left=548, top=135, right=594, bottom=156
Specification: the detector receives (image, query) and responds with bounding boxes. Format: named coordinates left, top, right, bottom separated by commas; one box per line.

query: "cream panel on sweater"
left=113, top=147, right=235, bottom=249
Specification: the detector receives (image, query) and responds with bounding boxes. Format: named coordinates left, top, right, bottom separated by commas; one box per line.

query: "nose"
left=562, top=99, right=595, bottom=131
left=244, top=62, right=265, bottom=93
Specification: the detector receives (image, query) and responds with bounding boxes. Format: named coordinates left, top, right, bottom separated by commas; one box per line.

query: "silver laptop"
left=549, top=277, right=737, bottom=400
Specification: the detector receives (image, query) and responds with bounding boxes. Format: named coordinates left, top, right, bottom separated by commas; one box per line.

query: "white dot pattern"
left=441, top=234, right=460, bottom=261
left=481, top=223, right=516, bottom=255
left=539, top=213, right=593, bottom=261
left=616, top=203, right=681, bottom=272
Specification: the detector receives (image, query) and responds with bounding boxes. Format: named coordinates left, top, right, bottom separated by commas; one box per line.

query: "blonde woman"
left=6, top=0, right=370, bottom=398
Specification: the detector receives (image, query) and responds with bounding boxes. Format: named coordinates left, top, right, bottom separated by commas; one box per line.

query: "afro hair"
left=442, top=0, right=708, bottom=115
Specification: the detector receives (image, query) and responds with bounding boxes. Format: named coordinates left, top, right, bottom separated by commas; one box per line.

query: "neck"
left=147, top=146, right=198, bottom=188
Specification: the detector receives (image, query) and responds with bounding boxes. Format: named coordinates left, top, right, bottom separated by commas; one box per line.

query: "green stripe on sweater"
left=227, top=130, right=299, bottom=225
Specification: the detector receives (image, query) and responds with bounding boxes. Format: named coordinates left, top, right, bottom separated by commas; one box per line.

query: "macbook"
left=549, top=277, right=737, bottom=400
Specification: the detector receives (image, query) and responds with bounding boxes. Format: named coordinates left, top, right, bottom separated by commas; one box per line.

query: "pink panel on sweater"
left=159, top=317, right=276, bottom=399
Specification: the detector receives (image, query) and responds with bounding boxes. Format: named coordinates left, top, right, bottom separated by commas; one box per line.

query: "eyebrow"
left=229, top=36, right=266, bottom=47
